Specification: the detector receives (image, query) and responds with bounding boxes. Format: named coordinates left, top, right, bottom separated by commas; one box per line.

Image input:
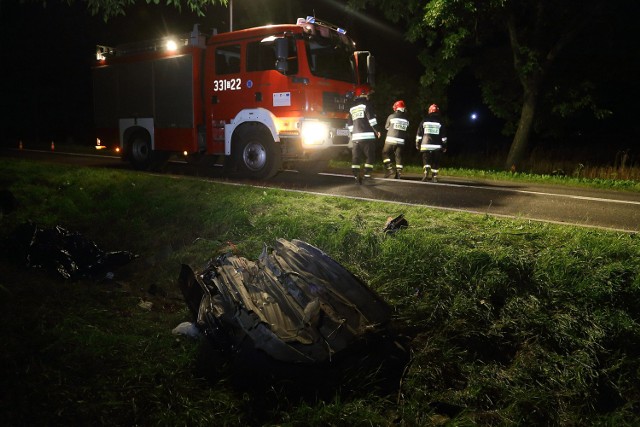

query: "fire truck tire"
left=128, top=132, right=169, bottom=171
left=128, top=132, right=153, bottom=170
left=233, top=125, right=281, bottom=179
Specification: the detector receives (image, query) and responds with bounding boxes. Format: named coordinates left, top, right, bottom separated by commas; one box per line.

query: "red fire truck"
left=92, top=16, right=375, bottom=179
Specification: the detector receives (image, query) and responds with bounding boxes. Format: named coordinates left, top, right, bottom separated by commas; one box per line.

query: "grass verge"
left=1, top=158, right=639, bottom=426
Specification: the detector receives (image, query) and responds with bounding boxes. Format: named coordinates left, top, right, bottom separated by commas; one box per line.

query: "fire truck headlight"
left=301, top=121, right=330, bottom=147
left=166, top=39, right=178, bottom=51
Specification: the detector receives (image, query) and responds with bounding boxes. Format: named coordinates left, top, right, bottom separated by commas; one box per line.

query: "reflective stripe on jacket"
left=416, top=113, right=447, bottom=149
left=348, top=98, right=379, bottom=141
left=384, top=111, right=409, bottom=145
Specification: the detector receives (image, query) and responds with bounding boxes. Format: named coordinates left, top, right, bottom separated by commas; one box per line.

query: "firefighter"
left=382, top=100, right=410, bottom=179
left=416, top=103, right=448, bottom=182
left=348, top=86, right=380, bottom=184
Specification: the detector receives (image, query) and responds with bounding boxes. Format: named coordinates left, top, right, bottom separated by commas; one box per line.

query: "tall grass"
left=444, top=143, right=640, bottom=189
left=1, top=158, right=639, bottom=426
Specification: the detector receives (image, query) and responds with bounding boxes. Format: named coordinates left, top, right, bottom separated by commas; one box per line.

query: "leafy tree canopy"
left=349, top=0, right=631, bottom=170
left=42, top=0, right=226, bottom=21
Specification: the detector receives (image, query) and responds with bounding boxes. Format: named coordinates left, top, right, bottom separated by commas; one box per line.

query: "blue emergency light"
left=306, top=16, right=347, bottom=34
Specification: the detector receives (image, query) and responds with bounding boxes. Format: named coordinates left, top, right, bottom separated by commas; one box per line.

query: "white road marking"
left=202, top=174, right=637, bottom=234
left=320, top=172, right=640, bottom=206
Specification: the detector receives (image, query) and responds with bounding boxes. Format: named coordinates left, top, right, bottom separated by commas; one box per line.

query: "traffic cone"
left=51, top=141, right=55, bottom=151
left=18, top=140, right=23, bottom=150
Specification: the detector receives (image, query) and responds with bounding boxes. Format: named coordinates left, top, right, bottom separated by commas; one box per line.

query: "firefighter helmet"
left=428, top=104, right=439, bottom=114
left=393, top=100, right=406, bottom=111
left=354, top=86, right=369, bottom=98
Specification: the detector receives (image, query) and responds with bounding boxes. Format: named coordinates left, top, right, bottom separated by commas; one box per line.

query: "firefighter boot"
left=384, top=167, right=394, bottom=178
left=432, top=170, right=438, bottom=183
left=422, top=166, right=431, bottom=182
left=395, top=167, right=402, bottom=179
left=363, top=165, right=373, bottom=181
left=353, top=170, right=363, bottom=184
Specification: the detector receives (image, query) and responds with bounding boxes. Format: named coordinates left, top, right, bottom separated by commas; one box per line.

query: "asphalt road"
left=3, top=148, right=639, bottom=233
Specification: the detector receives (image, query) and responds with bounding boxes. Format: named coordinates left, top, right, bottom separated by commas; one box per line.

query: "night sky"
left=0, top=0, right=422, bottom=147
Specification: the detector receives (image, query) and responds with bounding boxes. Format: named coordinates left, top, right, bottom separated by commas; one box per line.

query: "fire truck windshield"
left=305, top=35, right=356, bottom=83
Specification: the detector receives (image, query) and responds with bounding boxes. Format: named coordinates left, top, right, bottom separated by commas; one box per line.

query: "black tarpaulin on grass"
left=8, top=221, right=137, bottom=280
left=179, top=238, right=396, bottom=365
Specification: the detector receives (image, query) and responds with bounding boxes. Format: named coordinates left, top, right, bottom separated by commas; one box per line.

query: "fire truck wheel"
left=234, top=125, right=281, bottom=179
left=129, top=132, right=153, bottom=170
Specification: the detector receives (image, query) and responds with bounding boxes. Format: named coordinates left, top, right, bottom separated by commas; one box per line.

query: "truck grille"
left=323, top=92, right=348, bottom=113
left=327, top=118, right=350, bottom=145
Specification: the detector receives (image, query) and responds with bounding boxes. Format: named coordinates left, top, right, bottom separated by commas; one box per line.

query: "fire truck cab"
left=92, top=17, right=375, bottom=179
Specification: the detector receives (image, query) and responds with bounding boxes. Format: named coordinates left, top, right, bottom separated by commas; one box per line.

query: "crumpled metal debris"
left=8, top=221, right=137, bottom=279
left=383, top=214, right=408, bottom=234
left=179, top=238, right=394, bottom=364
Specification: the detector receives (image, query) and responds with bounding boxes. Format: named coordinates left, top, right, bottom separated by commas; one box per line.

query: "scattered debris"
left=7, top=221, right=137, bottom=280
left=172, top=321, right=202, bottom=339
left=179, top=238, right=399, bottom=365
left=383, top=214, right=408, bottom=235
left=137, top=299, right=153, bottom=311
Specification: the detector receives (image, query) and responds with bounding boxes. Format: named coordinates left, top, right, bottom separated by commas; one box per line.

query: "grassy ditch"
left=1, top=158, right=639, bottom=426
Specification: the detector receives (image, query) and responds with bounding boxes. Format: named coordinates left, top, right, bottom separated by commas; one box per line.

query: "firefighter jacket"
left=384, top=110, right=410, bottom=145
left=416, top=112, right=447, bottom=151
left=348, top=96, right=379, bottom=141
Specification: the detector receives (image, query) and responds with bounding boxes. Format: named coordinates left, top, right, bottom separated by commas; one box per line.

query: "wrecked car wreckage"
left=8, top=221, right=137, bottom=280
left=179, top=239, right=401, bottom=366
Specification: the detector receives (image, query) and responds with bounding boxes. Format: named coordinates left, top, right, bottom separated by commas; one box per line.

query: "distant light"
left=166, top=39, right=178, bottom=51
left=183, top=151, right=188, bottom=156
left=471, top=113, right=478, bottom=121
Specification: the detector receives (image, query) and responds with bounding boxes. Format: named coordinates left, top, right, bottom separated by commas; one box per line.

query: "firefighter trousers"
left=421, top=149, right=443, bottom=174
left=382, top=142, right=403, bottom=171
left=352, top=139, right=376, bottom=177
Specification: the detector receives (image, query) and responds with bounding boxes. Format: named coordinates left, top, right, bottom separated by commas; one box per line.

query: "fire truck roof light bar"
left=96, top=25, right=206, bottom=59
left=301, top=16, right=347, bottom=35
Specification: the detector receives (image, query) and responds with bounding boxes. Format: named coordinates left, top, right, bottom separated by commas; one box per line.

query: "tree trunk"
left=505, top=86, right=538, bottom=171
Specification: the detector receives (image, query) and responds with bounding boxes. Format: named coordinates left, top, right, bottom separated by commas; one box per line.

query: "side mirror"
left=275, top=38, right=289, bottom=74
left=367, top=55, right=376, bottom=87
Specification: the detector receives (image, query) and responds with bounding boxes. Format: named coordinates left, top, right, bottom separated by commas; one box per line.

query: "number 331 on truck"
left=92, top=16, right=375, bottom=179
